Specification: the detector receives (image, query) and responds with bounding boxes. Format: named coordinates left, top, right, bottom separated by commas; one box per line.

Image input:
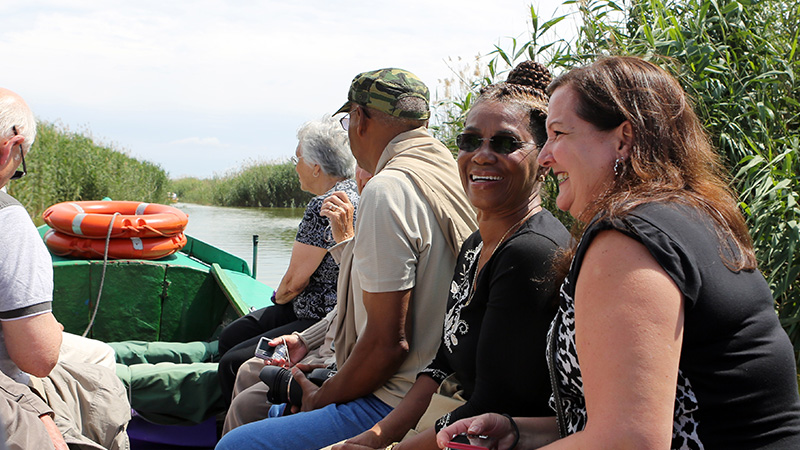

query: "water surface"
left=175, top=203, right=304, bottom=289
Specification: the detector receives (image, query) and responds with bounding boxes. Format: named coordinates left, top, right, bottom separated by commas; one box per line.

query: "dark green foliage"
left=7, top=122, right=169, bottom=224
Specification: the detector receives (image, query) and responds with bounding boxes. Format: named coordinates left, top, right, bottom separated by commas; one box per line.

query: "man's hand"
left=332, top=428, right=389, bottom=449
left=40, top=414, right=68, bottom=450
left=263, top=334, right=308, bottom=368
left=291, top=365, right=325, bottom=413
left=333, top=442, right=381, bottom=450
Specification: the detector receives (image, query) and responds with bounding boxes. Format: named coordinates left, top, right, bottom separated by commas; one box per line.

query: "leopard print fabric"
left=548, top=273, right=704, bottom=449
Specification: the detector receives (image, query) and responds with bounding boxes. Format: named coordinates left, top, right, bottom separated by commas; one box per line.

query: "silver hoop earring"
left=614, top=157, right=624, bottom=177
left=537, top=174, right=546, bottom=183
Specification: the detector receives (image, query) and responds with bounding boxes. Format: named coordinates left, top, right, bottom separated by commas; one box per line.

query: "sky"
left=4, top=1, right=574, bottom=179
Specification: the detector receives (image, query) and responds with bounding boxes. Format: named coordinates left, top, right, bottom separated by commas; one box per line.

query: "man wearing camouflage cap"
left=217, top=68, right=477, bottom=450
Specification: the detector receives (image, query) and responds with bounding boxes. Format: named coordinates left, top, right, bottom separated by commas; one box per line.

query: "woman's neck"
left=478, top=195, right=542, bottom=246
left=313, top=175, right=344, bottom=196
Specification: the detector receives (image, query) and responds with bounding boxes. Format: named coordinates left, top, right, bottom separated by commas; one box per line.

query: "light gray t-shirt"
left=0, top=199, right=54, bottom=384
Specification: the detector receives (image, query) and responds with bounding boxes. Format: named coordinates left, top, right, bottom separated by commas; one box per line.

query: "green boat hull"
left=38, top=225, right=273, bottom=343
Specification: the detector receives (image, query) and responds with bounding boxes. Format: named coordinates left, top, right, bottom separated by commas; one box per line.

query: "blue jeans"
left=215, top=394, right=393, bottom=450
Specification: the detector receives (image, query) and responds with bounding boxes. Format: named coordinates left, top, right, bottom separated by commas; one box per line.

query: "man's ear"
left=0, top=135, right=20, bottom=168
left=354, top=107, right=369, bottom=137
left=616, top=120, right=633, bottom=159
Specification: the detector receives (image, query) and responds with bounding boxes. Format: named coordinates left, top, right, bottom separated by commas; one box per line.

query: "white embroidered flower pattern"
left=442, top=242, right=482, bottom=352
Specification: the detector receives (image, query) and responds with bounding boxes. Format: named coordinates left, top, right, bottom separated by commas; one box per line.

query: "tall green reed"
left=170, top=160, right=310, bottom=208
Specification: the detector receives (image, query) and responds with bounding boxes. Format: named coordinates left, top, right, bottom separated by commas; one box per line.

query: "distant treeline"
left=7, top=122, right=169, bottom=225
left=169, top=162, right=311, bottom=208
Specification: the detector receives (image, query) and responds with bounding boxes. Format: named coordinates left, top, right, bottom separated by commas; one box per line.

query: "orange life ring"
left=42, top=201, right=188, bottom=239
left=43, top=229, right=187, bottom=260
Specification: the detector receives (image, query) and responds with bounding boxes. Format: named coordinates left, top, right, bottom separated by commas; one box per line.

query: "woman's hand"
left=436, top=414, right=516, bottom=450
left=262, top=334, right=308, bottom=368
left=321, top=191, right=355, bottom=243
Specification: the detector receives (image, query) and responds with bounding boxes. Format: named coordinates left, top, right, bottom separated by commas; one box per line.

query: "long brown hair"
left=550, top=56, right=756, bottom=272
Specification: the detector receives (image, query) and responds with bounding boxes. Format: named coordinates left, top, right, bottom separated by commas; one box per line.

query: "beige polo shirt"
left=332, top=128, right=476, bottom=408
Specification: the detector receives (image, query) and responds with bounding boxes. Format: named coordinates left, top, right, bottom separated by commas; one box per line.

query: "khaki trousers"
left=222, top=357, right=272, bottom=434
left=30, top=360, right=131, bottom=450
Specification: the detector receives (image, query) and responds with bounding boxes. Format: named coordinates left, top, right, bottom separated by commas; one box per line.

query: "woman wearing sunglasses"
left=437, top=56, right=800, bottom=449
left=332, top=61, right=569, bottom=450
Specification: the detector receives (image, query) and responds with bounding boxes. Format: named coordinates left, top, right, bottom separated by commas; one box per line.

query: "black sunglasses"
left=456, top=133, right=535, bottom=155
left=9, top=126, right=26, bottom=180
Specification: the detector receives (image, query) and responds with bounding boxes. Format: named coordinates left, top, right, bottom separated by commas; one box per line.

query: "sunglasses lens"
left=491, top=136, right=519, bottom=154
left=456, top=134, right=481, bottom=152
left=340, top=115, right=350, bottom=131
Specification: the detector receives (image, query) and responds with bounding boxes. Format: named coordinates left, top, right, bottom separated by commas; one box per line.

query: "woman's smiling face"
left=458, top=101, right=542, bottom=217
left=537, top=85, right=626, bottom=219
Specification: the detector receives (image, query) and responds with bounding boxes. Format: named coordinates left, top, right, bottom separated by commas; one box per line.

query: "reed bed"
left=169, top=161, right=311, bottom=208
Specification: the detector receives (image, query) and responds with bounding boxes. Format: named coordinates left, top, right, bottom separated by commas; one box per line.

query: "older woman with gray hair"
left=218, top=115, right=359, bottom=404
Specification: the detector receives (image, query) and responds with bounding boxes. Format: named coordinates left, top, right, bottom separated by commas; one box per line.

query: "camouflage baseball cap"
left=334, top=68, right=430, bottom=120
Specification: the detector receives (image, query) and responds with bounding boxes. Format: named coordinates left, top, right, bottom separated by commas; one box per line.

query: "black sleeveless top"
left=550, top=202, right=800, bottom=449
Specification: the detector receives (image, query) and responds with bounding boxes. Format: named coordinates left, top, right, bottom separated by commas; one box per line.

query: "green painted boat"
left=37, top=224, right=276, bottom=447
left=37, top=224, right=273, bottom=342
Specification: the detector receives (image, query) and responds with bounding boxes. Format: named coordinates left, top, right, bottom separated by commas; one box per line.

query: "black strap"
left=502, top=413, right=520, bottom=449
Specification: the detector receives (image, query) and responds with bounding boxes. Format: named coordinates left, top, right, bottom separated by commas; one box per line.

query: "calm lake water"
left=174, top=203, right=305, bottom=289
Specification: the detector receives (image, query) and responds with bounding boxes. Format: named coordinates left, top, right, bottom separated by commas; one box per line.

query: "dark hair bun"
left=506, top=60, right=551, bottom=93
